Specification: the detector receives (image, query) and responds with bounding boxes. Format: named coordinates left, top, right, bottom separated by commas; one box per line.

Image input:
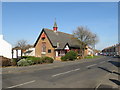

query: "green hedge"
left=61, top=56, right=67, bottom=61
left=41, top=56, right=54, bottom=63
left=61, top=50, right=78, bottom=61
left=17, top=59, right=34, bottom=66
left=22, top=56, right=35, bottom=59
left=18, top=56, right=54, bottom=66
left=27, top=57, right=42, bottom=64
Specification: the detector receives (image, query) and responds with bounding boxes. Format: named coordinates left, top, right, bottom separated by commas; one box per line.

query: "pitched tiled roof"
left=34, top=28, right=81, bottom=49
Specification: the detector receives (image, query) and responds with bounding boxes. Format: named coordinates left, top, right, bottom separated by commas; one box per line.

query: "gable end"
left=34, top=28, right=55, bottom=48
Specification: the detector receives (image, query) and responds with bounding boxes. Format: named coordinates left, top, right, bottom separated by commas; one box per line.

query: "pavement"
left=1, top=56, right=120, bottom=89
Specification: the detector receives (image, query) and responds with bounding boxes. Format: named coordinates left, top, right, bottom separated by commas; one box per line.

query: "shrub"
left=26, top=59, right=34, bottom=65
left=27, top=57, right=42, bottom=64
left=23, top=56, right=42, bottom=64
left=22, top=56, right=35, bottom=59
left=11, top=58, right=19, bottom=66
left=61, top=51, right=78, bottom=61
left=1, top=56, right=11, bottom=66
left=17, top=59, right=33, bottom=66
left=17, top=56, right=54, bottom=66
left=65, top=50, right=78, bottom=61
left=41, top=56, right=54, bottom=63
left=61, top=56, right=67, bottom=61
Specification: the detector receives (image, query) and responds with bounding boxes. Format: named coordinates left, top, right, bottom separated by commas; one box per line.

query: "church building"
left=34, top=21, right=88, bottom=60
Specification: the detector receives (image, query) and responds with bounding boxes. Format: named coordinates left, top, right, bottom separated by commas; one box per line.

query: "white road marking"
left=107, top=59, right=111, bottom=62
left=99, top=61, right=105, bottom=64
left=52, top=68, right=80, bottom=77
left=7, top=80, right=36, bottom=88
left=86, top=64, right=97, bottom=68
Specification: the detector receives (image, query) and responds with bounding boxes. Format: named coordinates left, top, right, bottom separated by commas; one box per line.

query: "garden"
left=2, top=56, right=54, bottom=67
left=1, top=50, right=100, bottom=67
left=61, top=50, right=100, bottom=61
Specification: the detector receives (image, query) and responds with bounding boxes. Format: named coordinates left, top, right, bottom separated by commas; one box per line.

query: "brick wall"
left=35, top=32, right=55, bottom=59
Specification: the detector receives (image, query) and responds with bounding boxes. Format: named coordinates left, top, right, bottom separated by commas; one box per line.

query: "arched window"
left=42, top=42, right=46, bottom=53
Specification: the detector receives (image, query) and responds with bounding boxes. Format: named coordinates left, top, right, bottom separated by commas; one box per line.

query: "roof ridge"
left=44, top=28, right=73, bottom=36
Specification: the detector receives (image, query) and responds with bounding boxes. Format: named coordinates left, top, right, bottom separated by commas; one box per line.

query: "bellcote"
left=53, top=19, right=58, bottom=32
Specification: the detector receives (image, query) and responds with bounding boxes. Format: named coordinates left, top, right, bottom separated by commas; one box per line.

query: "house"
left=34, top=21, right=88, bottom=60
left=115, top=43, right=120, bottom=56
left=102, top=43, right=120, bottom=56
left=23, top=46, right=35, bottom=56
left=12, top=47, right=22, bottom=59
left=0, top=35, right=12, bottom=59
left=86, top=46, right=94, bottom=56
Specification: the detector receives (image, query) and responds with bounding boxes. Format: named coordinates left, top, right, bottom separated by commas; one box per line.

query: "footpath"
left=96, top=66, right=119, bottom=90
left=95, top=57, right=120, bottom=90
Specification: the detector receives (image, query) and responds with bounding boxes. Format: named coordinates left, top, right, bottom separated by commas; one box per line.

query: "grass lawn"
left=84, top=55, right=101, bottom=59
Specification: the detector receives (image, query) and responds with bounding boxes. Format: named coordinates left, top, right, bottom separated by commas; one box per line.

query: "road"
left=2, top=56, right=120, bottom=89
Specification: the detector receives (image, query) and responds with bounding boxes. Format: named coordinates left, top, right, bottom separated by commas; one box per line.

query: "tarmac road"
left=2, top=56, right=120, bottom=89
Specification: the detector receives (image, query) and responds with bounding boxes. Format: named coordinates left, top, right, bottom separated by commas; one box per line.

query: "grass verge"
left=85, top=55, right=101, bottom=59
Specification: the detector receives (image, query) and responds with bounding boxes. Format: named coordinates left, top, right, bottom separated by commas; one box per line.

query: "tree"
left=73, top=26, right=99, bottom=57
left=15, top=40, right=32, bottom=51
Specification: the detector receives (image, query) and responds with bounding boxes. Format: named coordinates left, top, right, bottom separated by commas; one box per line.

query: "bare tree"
left=73, top=26, right=99, bottom=57
left=15, top=40, right=29, bottom=51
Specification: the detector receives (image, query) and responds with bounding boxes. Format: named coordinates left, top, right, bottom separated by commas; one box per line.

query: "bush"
left=17, top=59, right=33, bottom=66
left=27, top=59, right=34, bottom=65
left=66, top=50, right=78, bottom=60
left=23, top=56, right=42, bottom=64
left=17, top=56, right=54, bottom=66
left=41, top=56, right=54, bottom=63
left=1, top=56, right=11, bottom=66
left=22, top=56, right=35, bottom=59
left=61, top=51, right=78, bottom=61
left=11, top=58, right=19, bottom=66
left=27, top=57, right=42, bottom=64
left=61, top=56, right=68, bottom=61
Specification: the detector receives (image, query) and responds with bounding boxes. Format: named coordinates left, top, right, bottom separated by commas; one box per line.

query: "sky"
left=2, top=2, right=118, bottom=50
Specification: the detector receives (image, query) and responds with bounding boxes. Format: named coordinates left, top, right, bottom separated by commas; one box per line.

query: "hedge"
left=17, top=59, right=34, bottom=66
left=0, top=56, right=11, bottom=66
left=17, top=56, right=54, bottom=66
left=61, top=50, right=78, bottom=61
left=41, top=56, right=54, bottom=63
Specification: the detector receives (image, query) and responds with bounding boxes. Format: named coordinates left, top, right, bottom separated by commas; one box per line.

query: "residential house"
left=0, top=35, right=12, bottom=59
left=12, top=47, right=22, bottom=59
left=115, top=43, right=120, bottom=56
left=23, top=46, right=35, bottom=56
left=86, top=46, right=94, bottom=56
left=102, top=43, right=120, bottom=56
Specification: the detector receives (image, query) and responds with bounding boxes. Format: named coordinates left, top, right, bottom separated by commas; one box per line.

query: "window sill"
left=41, top=52, right=46, bottom=54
